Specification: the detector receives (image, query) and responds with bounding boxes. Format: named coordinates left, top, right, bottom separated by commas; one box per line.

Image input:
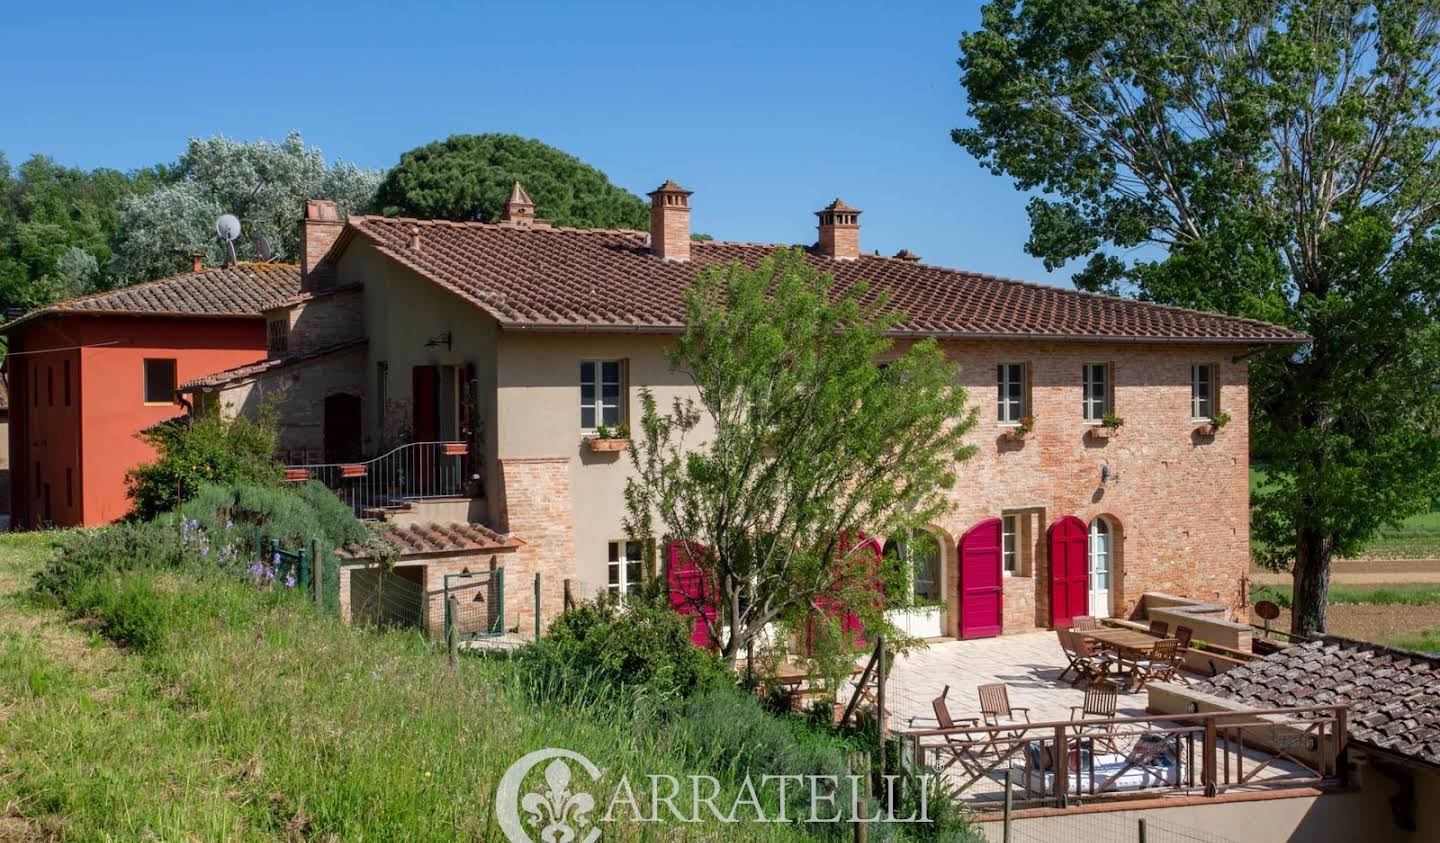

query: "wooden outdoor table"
left=1083, top=628, right=1160, bottom=690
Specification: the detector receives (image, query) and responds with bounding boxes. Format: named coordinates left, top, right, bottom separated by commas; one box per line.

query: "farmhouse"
left=1, top=260, right=299, bottom=526
left=164, top=183, right=1302, bottom=639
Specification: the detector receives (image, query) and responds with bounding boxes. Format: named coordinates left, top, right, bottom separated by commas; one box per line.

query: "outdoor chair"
left=1069, top=680, right=1121, bottom=753
left=1057, top=628, right=1084, bottom=682
left=1174, top=626, right=1194, bottom=651
left=978, top=683, right=1031, bottom=737
left=1071, top=615, right=1100, bottom=631
left=1129, top=639, right=1181, bottom=689
left=1071, top=635, right=1116, bottom=684
left=1148, top=619, right=1169, bottom=636
left=923, top=685, right=989, bottom=778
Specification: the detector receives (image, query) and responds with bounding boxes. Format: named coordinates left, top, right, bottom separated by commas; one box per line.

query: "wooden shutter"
left=411, top=365, right=439, bottom=441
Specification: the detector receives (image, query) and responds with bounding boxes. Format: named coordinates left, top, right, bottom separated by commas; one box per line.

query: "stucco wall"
left=8, top=315, right=266, bottom=527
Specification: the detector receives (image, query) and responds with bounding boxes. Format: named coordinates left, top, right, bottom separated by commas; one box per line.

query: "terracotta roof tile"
left=340, top=522, right=522, bottom=559
left=0, top=263, right=301, bottom=334
left=179, top=339, right=366, bottom=390
left=341, top=217, right=1305, bottom=344
left=1195, top=637, right=1440, bottom=767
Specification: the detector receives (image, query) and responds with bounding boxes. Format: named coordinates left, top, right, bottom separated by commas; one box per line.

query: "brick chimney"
left=502, top=182, right=536, bottom=226
left=816, top=198, right=861, bottom=261
left=301, top=199, right=342, bottom=290
left=648, top=180, right=693, bottom=262
left=190, top=251, right=205, bottom=273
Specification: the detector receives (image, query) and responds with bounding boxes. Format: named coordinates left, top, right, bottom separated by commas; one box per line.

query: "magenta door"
left=666, top=540, right=716, bottom=649
left=958, top=519, right=1004, bottom=639
left=1048, top=515, right=1089, bottom=628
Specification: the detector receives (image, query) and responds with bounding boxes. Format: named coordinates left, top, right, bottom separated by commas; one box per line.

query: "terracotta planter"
left=585, top=437, right=630, bottom=453
left=1086, top=426, right=1120, bottom=439
left=283, top=468, right=310, bottom=482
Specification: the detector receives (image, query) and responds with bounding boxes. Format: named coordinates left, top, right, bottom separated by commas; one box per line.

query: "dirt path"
left=1250, top=558, right=1440, bottom=585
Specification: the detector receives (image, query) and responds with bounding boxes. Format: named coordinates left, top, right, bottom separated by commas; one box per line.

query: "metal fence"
left=283, top=441, right=469, bottom=518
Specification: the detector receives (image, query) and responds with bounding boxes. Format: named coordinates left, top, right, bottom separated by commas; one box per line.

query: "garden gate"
left=443, top=569, right=506, bottom=642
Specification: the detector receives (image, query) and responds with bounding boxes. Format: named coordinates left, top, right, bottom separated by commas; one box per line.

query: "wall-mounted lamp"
left=1101, top=462, right=1121, bottom=484
left=425, top=330, right=453, bottom=351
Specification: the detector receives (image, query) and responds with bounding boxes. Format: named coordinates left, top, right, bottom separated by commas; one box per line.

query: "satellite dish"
left=216, top=214, right=241, bottom=266
left=253, top=233, right=273, bottom=262
left=216, top=214, right=241, bottom=241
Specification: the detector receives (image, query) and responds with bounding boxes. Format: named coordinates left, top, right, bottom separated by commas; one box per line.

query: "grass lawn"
left=1250, top=464, right=1440, bottom=559
left=1251, top=583, right=1440, bottom=608
left=0, top=533, right=868, bottom=841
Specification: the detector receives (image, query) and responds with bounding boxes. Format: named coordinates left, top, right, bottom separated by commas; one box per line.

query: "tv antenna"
left=216, top=214, right=241, bottom=266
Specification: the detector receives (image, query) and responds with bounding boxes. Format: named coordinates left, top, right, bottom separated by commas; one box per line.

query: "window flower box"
left=1001, top=415, right=1036, bottom=441
left=885, top=604, right=946, bottom=639
left=1195, top=412, right=1231, bottom=437
left=584, top=436, right=630, bottom=453
left=1085, top=425, right=1118, bottom=440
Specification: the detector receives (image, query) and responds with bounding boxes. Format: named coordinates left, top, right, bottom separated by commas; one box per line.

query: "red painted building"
left=2, top=262, right=299, bottom=527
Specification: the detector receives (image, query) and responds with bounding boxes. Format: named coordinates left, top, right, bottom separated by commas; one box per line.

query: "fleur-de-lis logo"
left=520, top=759, right=595, bottom=842
left=497, top=749, right=603, bottom=843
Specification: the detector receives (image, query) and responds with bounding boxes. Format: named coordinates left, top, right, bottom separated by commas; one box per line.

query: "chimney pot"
left=815, top=198, right=861, bottom=260
left=408, top=225, right=422, bottom=251
left=893, top=249, right=921, bottom=263
left=648, top=180, right=693, bottom=261
left=301, top=198, right=343, bottom=290
left=190, top=251, right=205, bottom=273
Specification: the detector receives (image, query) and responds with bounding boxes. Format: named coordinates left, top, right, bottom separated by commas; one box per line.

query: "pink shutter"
left=666, top=540, right=717, bottom=649
left=959, top=519, right=1004, bottom=639
left=1048, top=515, right=1089, bottom=628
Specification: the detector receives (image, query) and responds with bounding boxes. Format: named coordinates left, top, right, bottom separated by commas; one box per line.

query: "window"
left=1002, top=514, right=1019, bottom=574
left=1089, top=519, right=1111, bottom=591
left=580, top=360, right=624, bottom=430
left=1082, top=363, right=1112, bottom=422
left=1191, top=364, right=1216, bottom=419
left=143, top=359, right=177, bottom=404
left=607, top=540, right=644, bottom=596
left=63, top=360, right=71, bottom=406
left=267, top=318, right=289, bottom=354
left=376, top=361, right=389, bottom=427
left=996, top=363, right=1028, bottom=424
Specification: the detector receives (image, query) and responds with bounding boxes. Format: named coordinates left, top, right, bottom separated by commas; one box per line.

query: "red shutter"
left=666, top=540, right=717, bottom=649
left=412, top=365, right=439, bottom=441
left=805, top=532, right=882, bottom=654
left=1048, top=515, right=1089, bottom=628
left=959, top=519, right=1004, bottom=639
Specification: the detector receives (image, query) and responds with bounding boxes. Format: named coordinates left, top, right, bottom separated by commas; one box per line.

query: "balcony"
left=284, top=441, right=473, bottom=519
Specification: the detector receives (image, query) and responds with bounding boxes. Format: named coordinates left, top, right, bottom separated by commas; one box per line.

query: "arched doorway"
left=1048, top=515, right=1088, bottom=628
left=882, top=529, right=943, bottom=606
left=958, top=519, right=1003, bottom=639
left=323, top=393, right=363, bottom=463
left=1088, top=517, right=1115, bottom=619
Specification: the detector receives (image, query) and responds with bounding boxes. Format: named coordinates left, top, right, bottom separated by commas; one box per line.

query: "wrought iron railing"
left=906, top=704, right=1348, bottom=814
left=283, top=441, right=470, bottom=518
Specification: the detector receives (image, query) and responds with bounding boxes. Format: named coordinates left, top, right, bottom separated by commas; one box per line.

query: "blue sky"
left=0, top=1, right=1075, bottom=285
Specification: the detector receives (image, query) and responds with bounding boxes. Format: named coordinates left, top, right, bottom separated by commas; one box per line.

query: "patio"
left=881, top=631, right=1150, bottom=728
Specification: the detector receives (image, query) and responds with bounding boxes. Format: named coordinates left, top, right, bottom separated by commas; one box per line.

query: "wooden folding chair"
left=925, top=685, right=987, bottom=777
left=1174, top=625, right=1194, bottom=650
left=1072, top=635, right=1116, bottom=684
left=1130, top=639, right=1181, bottom=689
left=978, top=683, right=1031, bottom=737
left=1056, top=628, right=1083, bottom=682
left=1148, top=619, right=1169, bottom=636
left=1069, top=680, right=1121, bottom=753
left=1071, top=615, right=1100, bottom=631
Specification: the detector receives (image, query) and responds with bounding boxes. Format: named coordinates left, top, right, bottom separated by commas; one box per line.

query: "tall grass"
left=1, top=537, right=971, bottom=840
left=1251, top=583, right=1440, bottom=608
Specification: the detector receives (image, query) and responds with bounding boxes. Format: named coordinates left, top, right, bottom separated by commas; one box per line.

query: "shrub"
left=515, top=592, right=730, bottom=707
left=125, top=406, right=284, bottom=521
left=33, top=520, right=179, bottom=605
left=67, top=573, right=172, bottom=653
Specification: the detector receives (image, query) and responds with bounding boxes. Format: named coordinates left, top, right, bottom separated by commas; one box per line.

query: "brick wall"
left=497, top=456, right=577, bottom=620
left=931, top=340, right=1252, bottom=637
left=285, top=288, right=364, bottom=353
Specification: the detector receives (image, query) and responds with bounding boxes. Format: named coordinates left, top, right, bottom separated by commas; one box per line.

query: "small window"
left=997, top=363, right=1028, bottom=424
left=1191, top=364, right=1216, bottom=419
left=607, top=540, right=644, bottom=596
left=1082, top=363, right=1112, bottom=422
left=267, top=319, right=289, bottom=354
left=63, top=360, right=71, bottom=406
left=143, top=359, right=177, bottom=404
left=1002, top=514, right=1019, bottom=574
left=580, top=360, right=625, bottom=430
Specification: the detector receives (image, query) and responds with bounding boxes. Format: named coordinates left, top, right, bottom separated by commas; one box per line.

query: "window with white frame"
left=580, top=360, right=624, bottom=430
left=607, top=540, right=643, bottom=595
left=996, top=363, right=1027, bottom=423
left=1191, top=363, right=1216, bottom=419
left=1002, top=514, right=1019, bottom=574
left=1082, top=363, right=1111, bottom=422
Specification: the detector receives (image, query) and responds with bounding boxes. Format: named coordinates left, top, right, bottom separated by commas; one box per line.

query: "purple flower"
left=285, top=575, right=296, bottom=589
left=247, top=562, right=265, bottom=578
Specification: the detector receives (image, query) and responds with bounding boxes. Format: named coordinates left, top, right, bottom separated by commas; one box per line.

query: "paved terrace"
left=881, top=631, right=1150, bottom=728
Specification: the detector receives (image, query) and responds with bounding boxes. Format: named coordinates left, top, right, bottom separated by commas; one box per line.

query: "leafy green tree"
left=0, top=152, right=167, bottom=311
left=956, top=0, right=1440, bottom=635
left=125, top=406, right=285, bottom=521
left=110, top=133, right=382, bottom=284
left=624, top=249, right=977, bottom=664
left=375, top=133, right=650, bottom=229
